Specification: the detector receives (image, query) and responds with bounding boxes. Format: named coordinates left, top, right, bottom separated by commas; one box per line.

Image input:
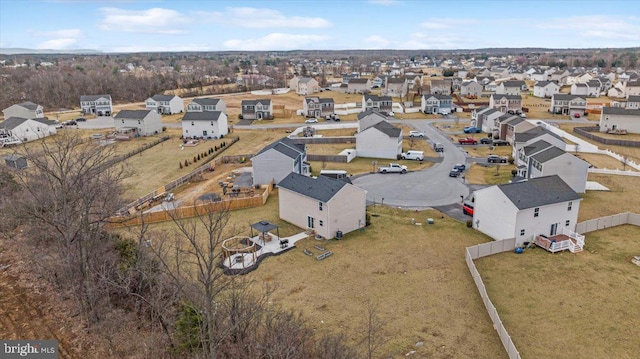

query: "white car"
left=305, top=118, right=318, bottom=124
left=401, top=150, right=424, bottom=161
left=409, top=131, right=425, bottom=138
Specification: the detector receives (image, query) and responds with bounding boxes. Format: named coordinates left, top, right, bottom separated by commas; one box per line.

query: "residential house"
left=303, top=97, right=335, bottom=118
left=550, top=70, right=569, bottom=85
left=607, top=83, right=626, bottom=99
left=475, top=76, right=495, bottom=87
left=516, top=140, right=589, bottom=193
left=461, top=81, right=483, bottom=97
left=278, top=172, right=366, bottom=239
left=251, top=137, right=309, bottom=185
left=405, top=74, right=422, bottom=89
left=500, top=116, right=536, bottom=143
left=357, top=110, right=388, bottom=132
left=347, top=78, right=371, bottom=94
left=512, top=125, right=567, bottom=159
left=489, top=94, right=522, bottom=113
left=570, top=83, right=589, bottom=96
left=355, top=120, right=402, bottom=159
left=113, top=110, right=162, bottom=136
left=529, top=71, right=548, bottom=82
left=421, top=94, right=453, bottom=115
left=372, top=76, right=384, bottom=88
left=451, top=77, right=463, bottom=91
left=79, top=95, right=112, bottom=116
left=0, top=117, right=57, bottom=142
left=241, top=99, right=273, bottom=120
left=484, top=81, right=498, bottom=93
left=576, top=73, right=593, bottom=84
left=181, top=111, right=228, bottom=139
left=429, top=79, right=452, bottom=95
left=289, top=76, right=319, bottom=95
left=626, top=80, right=640, bottom=98
left=2, top=101, right=45, bottom=120
left=471, top=107, right=502, bottom=133
left=471, top=175, right=582, bottom=246
left=625, top=95, right=640, bottom=110
left=550, top=94, right=586, bottom=116
left=187, top=98, right=227, bottom=113
left=145, top=94, right=184, bottom=114
left=533, top=81, right=560, bottom=98
left=361, top=94, right=393, bottom=114
left=599, top=107, right=640, bottom=134
left=510, top=71, right=526, bottom=81
left=496, top=80, right=527, bottom=96
left=383, top=77, right=407, bottom=98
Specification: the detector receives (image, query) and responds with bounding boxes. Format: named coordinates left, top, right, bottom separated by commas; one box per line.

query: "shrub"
left=179, top=162, right=183, bottom=169
left=466, top=220, right=473, bottom=228
left=193, top=156, right=197, bottom=162
left=197, top=154, right=201, bottom=161
left=511, top=169, right=517, bottom=177
left=508, top=156, right=515, bottom=165
left=184, top=160, right=189, bottom=167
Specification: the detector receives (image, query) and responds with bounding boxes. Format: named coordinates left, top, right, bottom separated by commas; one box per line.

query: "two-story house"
left=241, top=99, right=273, bottom=120
left=251, top=137, right=309, bottom=185
left=495, top=80, right=527, bottom=96
left=512, top=125, right=567, bottom=159
left=2, top=101, right=45, bottom=120
left=278, top=172, right=366, bottom=239
left=599, top=107, right=640, bottom=134
left=625, top=95, right=640, bottom=110
left=461, top=81, right=483, bottom=98
left=421, top=94, right=453, bottom=115
left=586, top=79, right=602, bottom=97
left=145, top=94, right=184, bottom=115
left=471, top=175, right=582, bottom=246
left=625, top=79, right=640, bottom=98
left=361, top=94, right=393, bottom=114
left=357, top=110, right=388, bottom=132
left=471, top=107, right=502, bottom=133
left=80, top=95, right=112, bottom=116
left=355, top=120, right=402, bottom=159
left=347, top=78, right=371, bottom=94
left=500, top=116, right=536, bottom=143
left=113, top=110, right=162, bottom=136
left=533, top=81, right=560, bottom=98
left=570, top=83, right=589, bottom=96
left=383, top=77, right=408, bottom=98
left=0, top=117, right=57, bottom=142
left=187, top=98, right=227, bottom=113
left=429, top=79, right=452, bottom=95
left=303, top=97, right=335, bottom=118
left=489, top=94, right=522, bottom=113
left=550, top=94, right=586, bottom=116
left=289, top=76, right=319, bottom=95
left=181, top=111, right=228, bottom=139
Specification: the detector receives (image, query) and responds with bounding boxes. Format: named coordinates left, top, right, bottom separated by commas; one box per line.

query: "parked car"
left=433, top=143, right=444, bottom=152
left=305, top=118, right=318, bottom=124
left=401, top=150, right=424, bottom=161
left=573, top=113, right=581, bottom=118
left=492, top=139, right=510, bottom=146
left=449, top=170, right=461, bottom=177
left=453, top=163, right=466, bottom=171
left=463, top=126, right=482, bottom=133
left=53, top=120, right=64, bottom=129
left=64, top=120, right=77, bottom=126
left=462, top=202, right=474, bottom=216
left=409, top=130, right=425, bottom=138
left=458, top=137, right=478, bottom=145
left=480, top=137, right=492, bottom=144
left=487, top=155, right=508, bottom=163
left=75, top=117, right=87, bottom=122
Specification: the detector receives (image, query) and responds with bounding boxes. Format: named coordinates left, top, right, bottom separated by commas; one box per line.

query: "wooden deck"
left=535, top=232, right=584, bottom=253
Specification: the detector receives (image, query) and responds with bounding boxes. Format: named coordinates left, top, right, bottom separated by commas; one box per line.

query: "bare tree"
left=361, top=302, right=388, bottom=359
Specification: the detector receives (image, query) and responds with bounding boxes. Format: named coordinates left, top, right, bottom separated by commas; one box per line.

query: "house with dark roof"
left=289, top=76, right=319, bottom=95
left=625, top=95, right=640, bottom=110
left=461, top=81, right=483, bottom=98
left=501, top=116, right=536, bottom=143
left=2, top=101, right=44, bottom=120
left=533, top=81, right=560, bottom=98
left=599, top=107, right=640, bottom=134
left=361, top=94, right=392, bottom=114
left=570, top=83, right=589, bottom=97
left=357, top=110, right=388, bottom=132
left=181, top=111, right=228, bottom=139
left=470, top=175, right=582, bottom=245
left=496, top=80, right=527, bottom=96
left=382, top=77, right=408, bottom=97
left=550, top=94, right=586, bottom=116
left=355, top=120, right=402, bottom=159
left=79, top=95, right=112, bottom=116
left=511, top=125, right=567, bottom=160
left=278, top=172, right=366, bottom=239
left=471, top=107, right=502, bottom=133
left=489, top=94, right=522, bottom=113
left=347, top=78, right=371, bottom=94
left=145, top=94, right=184, bottom=114
left=421, top=94, right=453, bottom=115
left=241, top=99, right=272, bottom=120
left=187, top=98, right=227, bottom=113
left=0, top=117, right=57, bottom=142
left=302, top=97, right=334, bottom=118
left=251, top=137, right=309, bottom=185
left=113, top=110, right=162, bottom=136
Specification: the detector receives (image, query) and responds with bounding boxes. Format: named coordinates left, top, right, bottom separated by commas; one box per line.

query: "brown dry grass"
left=309, top=156, right=434, bottom=176
left=579, top=174, right=640, bottom=221
left=465, top=163, right=516, bottom=185
left=576, top=153, right=639, bottom=171
left=557, top=123, right=640, bottom=163
left=305, top=143, right=354, bottom=156
left=475, top=224, right=640, bottom=359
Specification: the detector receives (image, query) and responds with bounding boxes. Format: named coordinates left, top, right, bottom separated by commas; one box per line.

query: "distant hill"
left=0, top=48, right=102, bottom=55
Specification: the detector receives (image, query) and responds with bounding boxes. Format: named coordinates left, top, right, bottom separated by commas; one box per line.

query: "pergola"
left=250, top=220, right=280, bottom=243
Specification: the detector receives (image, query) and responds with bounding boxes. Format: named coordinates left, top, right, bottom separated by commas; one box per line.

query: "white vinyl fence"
left=575, top=212, right=640, bottom=233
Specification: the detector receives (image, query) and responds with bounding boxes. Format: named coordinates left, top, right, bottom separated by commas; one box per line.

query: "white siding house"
left=278, top=173, right=367, bottom=239
left=357, top=110, right=388, bottom=132
left=187, top=98, right=227, bottom=113
left=251, top=137, right=309, bottom=185
left=2, top=101, right=45, bottom=119
left=599, top=107, right=640, bottom=134
left=355, top=120, right=402, bottom=159
left=533, top=81, right=560, bottom=98
left=0, top=117, right=57, bottom=142
left=181, top=111, right=228, bottom=139
left=471, top=175, right=581, bottom=246
left=289, top=76, right=320, bottom=95
left=146, top=94, right=184, bottom=114
left=461, top=81, right=483, bottom=97
left=79, top=95, right=112, bottom=116
left=113, top=110, right=162, bottom=136
left=472, top=107, right=502, bottom=133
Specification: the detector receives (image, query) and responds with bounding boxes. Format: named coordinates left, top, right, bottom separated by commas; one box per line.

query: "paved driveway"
left=353, top=120, right=471, bottom=209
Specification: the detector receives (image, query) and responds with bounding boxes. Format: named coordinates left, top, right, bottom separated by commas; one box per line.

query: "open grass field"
left=465, top=163, right=516, bottom=185
left=579, top=174, right=640, bottom=222
left=475, top=224, right=640, bottom=359
left=305, top=143, right=354, bottom=156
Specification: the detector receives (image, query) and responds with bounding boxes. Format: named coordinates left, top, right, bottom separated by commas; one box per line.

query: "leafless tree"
left=360, top=301, right=388, bottom=359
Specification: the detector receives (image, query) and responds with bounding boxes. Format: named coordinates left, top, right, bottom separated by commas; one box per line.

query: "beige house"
left=355, top=120, right=402, bottom=159
left=2, top=101, right=44, bottom=120
left=278, top=172, right=367, bottom=239
left=289, top=76, right=319, bottom=95
left=347, top=78, right=371, bottom=94
left=490, top=94, right=522, bottom=113
left=599, top=107, right=640, bottom=134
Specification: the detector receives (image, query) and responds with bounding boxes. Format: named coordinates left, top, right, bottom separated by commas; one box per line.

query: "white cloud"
left=37, top=38, right=78, bottom=49
left=201, top=7, right=331, bottom=28
left=368, top=0, right=400, bottom=5
left=31, top=29, right=82, bottom=38
left=420, top=18, right=478, bottom=29
left=99, top=7, right=190, bottom=34
left=364, top=35, right=390, bottom=49
left=223, top=33, right=329, bottom=51
left=536, top=16, right=640, bottom=42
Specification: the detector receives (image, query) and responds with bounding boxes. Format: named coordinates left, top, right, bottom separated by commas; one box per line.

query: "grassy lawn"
left=306, top=143, right=354, bottom=155
left=475, top=224, right=640, bottom=359
left=557, top=123, right=640, bottom=163
left=579, top=174, right=640, bottom=221
left=309, top=156, right=434, bottom=176
left=576, top=153, right=639, bottom=171
left=465, top=163, right=516, bottom=185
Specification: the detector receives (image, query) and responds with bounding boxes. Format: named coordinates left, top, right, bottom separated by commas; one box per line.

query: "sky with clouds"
left=0, top=0, right=638, bottom=52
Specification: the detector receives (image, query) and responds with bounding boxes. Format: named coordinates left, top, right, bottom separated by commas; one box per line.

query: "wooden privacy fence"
left=109, top=181, right=274, bottom=227
left=465, top=238, right=522, bottom=359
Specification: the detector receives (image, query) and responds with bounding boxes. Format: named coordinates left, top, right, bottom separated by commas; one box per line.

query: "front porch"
left=533, top=228, right=585, bottom=253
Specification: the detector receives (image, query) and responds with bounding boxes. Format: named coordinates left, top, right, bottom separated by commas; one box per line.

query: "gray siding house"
left=251, top=137, right=309, bottom=185
left=187, top=98, right=227, bottom=113
left=241, top=99, right=272, bottom=120
left=145, top=94, right=184, bottom=114
left=80, top=95, right=112, bottom=116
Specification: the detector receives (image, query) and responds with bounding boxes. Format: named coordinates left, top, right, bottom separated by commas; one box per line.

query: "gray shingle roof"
left=553, top=94, right=585, bottom=101
left=16, top=101, right=40, bottom=110
left=368, top=120, right=401, bottom=137
left=627, top=95, right=640, bottom=103
left=501, top=80, right=525, bottom=87
left=492, top=94, right=522, bottom=100
left=531, top=146, right=566, bottom=163
left=357, top=110, right=388, bottom=121
left=515, top=126, right=563, bottom=143
left=573, top=83, right=588, bottom=88
left=535, top=81, right=557, bottom=87
left=363, top=94, right=392, bottom=102
left=151, top=94, right=177, bottom=101
left=80, top=95, right=111, bottom=102
left=242, top=99, right=271, bottom=107
left=349, top=78, right=369, bottom=84
left=192, top=98, right=221, bottom=106
left=498, top=175, right=580, bottom=210
left=602, top=107, right=640, bottom=116
left=182, top=111, right=224, bottom=121
left=523, top=140, right=554, bottom=156
left=305, top=97, right=334, bottom=105
left=0, top=117, right=27, bottom=130
left=278, top=172, right=351, bottom=202
left=423, top=94, right=452, bottom=100
left=256, top=137, right=305, bottom=160
left=114, top=110, right=153, bottom=120
left=298, top=77, right=315, bottom=83
left=504, top=117, right=525, bottom=126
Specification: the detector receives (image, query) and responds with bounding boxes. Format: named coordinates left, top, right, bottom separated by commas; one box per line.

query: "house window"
left=534, top=208, right=539, bottom=217
left=318, top=202, right=323, bottom=211
left=565, top=220, right=570, bottom=226
left=520, top=229, right=525, bottom=236
left=210, top=121, right=214, bottom=126
left=122, top=120, right=124, bottom=124
left=191, top=121, right=194, bottom=126
left=568, top=201, right=572, bottom=211
left=137, top=120, right=140, bottom=125
left=319, top=220, right=324, bottom=227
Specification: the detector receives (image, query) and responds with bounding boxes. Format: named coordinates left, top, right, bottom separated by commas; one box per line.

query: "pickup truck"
left=378, top=163, right=408, bottom=174
left=458, top=137, right=478, bottom=145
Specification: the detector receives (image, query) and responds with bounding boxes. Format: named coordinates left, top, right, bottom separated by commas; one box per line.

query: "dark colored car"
left=64, top=120, right=77, bottom=126
left=454, top=163, right=466, bottom=171
left=487, top=155, right=508, bottom=163
left=492, top=139, right=510, bottom=146
left=75, top=117, right=87, bottom=122
left=449, top=170, right=461, bottom=177
left=480, top=137, right=492, bottom=144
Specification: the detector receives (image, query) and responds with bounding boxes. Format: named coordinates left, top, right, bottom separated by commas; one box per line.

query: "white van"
left=401, top=150, right=424, bottom=161
left=319, top=169, right=348, bottom=179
